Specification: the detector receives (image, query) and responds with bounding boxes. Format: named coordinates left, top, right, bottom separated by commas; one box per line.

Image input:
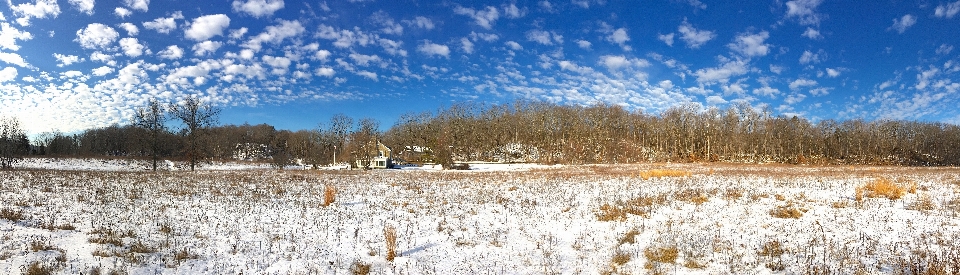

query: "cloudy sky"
left=1, top=0, right=960, bottom=135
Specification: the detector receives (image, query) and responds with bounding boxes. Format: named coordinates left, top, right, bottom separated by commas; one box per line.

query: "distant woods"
left=9, top=100, right=960, bottom=168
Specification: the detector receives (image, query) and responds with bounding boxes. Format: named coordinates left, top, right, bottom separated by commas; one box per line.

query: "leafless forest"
left=4, top=101, right=960, bottom=168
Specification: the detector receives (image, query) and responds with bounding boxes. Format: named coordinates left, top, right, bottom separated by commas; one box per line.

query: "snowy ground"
left=2, top=160, right=960, bottom=274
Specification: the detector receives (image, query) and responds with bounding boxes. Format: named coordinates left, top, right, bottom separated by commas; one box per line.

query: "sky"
left=1, top=0, right=960, bottom=135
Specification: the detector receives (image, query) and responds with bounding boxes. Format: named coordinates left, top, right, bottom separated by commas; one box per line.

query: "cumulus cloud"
left=502, top=3, right=526, bottom=18
left=825, top=68, right=841, bottom=77
left=75, top=23, right=119, bottom=50
left=0, top=22, right=34, bottom=51
left=935, top=1, right=960, bottom=18
left=505, top=41, right=522, bottom=51
left=728, top=31, right=770, bottom=57
left=0, top=67, right=16, bottom=82
left=695, top=59, right=748, bottom=84
left=606, top=28, right=631, bottom=50
left=114, top=7, right=131, bottom=18
left=68, top=0, right=95, bottom=15
left=244, top=20, right=304, bottom=51
left=0, top=52, right=31, bottom=67
left=576, top=39, right=591, bottom=49
left=454, top=6, right=499, bottom=29
left=143, top=12, right=183, bottom=34
left=356, top=70, right=378, bottom=81
left=461, top=37, right=474, bottom=54
left=118, top=23, right=139, bottom=36
left=232, top=0, right=284, bottom=17
left=157, top=45, right=184, bottom=59
left=658, top=33, right=674, bottom=46
left=53, top=53, right=83, bottom=67
left=753, top=86, right=781, bottom=97
left=315, top=67, right=335, bottom=77
left=8, top=0, right=61, bottom=26
left=799, top=50, right=821, bottom=64
left=185, top=14, right=230, bottom=41
left=888, top=14, right=916, bottom=34
left=789, top=78, right=817, bottom=90
left=598, top=55, right=649, bottom=72
left=403, top=16, right=435, bottom=30
left=192, top=41, right=222, bottom=56
left=118, top=38, right=145, bottom=57
left=370, top=11, right=403, bottom=35
left=91, top=66, right=114, bottom=76
left=526, top=30, right=562, bottom=45
left=802, top=27, right=821, bottom=39
left=678, top=21, right=714, bottom=49
left=784, top=0, right=823, bottom=25
left=123, top=0, right=150, bottom=12
left=418, top=41, right=450, bottom=57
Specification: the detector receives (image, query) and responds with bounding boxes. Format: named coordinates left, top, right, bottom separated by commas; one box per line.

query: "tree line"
left=2, top=100, right=959, bottom=169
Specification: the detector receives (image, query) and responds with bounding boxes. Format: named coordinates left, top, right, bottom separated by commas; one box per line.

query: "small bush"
left=758, top=240, right=786, bottom=257
left=384, top=225, right=397, bottom=261
left=909, top=192, right=936, bottom=211
left=23, top=261, right=56, bottom=275
left=350, top=261, right=371, bottom=275
left=638, top=169, right=691, bottom=180
left=769, top=204, right=806, bottom=219
left=449, top=163, right=471, bottom=170
left=611, top=250, right=631, bottom=265
left=644, top=245, right=679, bottom=265
left=0, top=208, right=24, bottom=221
left=323, top=185, right=337, bottom=207
left=856, top=177, right=906, bottom=200
left=596, top=203, right=627, bottom=221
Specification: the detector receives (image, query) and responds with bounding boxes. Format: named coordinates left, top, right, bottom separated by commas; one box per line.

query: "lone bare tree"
left=134, top=99, right=167, bottom=171
left=169, top=97, right=220, bottom=171
left=0, top=117, right=29, bottom=169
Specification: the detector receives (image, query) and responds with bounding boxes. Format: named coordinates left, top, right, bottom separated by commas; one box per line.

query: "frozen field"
left=2, top=160, right=960, bottom=274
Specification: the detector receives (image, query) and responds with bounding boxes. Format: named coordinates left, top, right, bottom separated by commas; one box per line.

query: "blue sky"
left=2, top=0, right=960, bottom=135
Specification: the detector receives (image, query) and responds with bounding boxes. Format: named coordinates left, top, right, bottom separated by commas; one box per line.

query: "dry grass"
left=611, top=250, right=632, bottom=265
left=619, top=229, right=640, bottom=245
left=24, top=261, right=56, bottom=275
left=638, top=169, right=691, bottom=180
left=384, top=224, right=397, bottom=261
left=769, top=203, right=806, bottom=219
left=323, top=185, right=337, bottom=207
left=758, top=240, right=786, bottom=257
left=0, top=207, right=23, bottom=221
left=856, top=177, right=908, bottom=201
left=644, top=245, right=679, bottom=266
left=350, top=261, right=371, bottom=275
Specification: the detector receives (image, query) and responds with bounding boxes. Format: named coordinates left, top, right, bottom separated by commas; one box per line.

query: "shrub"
left=596, top=203, right=627, bottom=222
left=769, top=203, right=806, bottom=219
left=384, top=225, right=397, bottom=261
left=0, top=208, right=23, bottom=221
left=856, top=177, right=906, bottom=201
left=350, top=261, right=371, bottom=275
left=23, top=261, right=55, bottom=275
left=323, top=185, right=337, bottom=207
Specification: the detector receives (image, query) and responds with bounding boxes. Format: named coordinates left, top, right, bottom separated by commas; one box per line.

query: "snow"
left=1, top=159, right=959, bottom=274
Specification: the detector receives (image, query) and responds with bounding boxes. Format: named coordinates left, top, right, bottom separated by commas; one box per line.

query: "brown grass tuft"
left=644, top=245, right=679, bottom=266
left=611, top=250, right=632, bottom=265
left=384, top=225, right=397, bottom=261
left=323, top=185, right=337, bottom=207
left=619, top=229, right=640, bottom=245
left=856, top=177, right=907, bottom=201
left=769, top=203, right=806, bottom=219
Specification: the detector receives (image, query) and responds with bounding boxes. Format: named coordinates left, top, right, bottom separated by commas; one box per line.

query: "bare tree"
left=169, top=97, right=220, bottom=171
left=0, top=117, right=29, bottom=169
left=134, top=99, right=167, bottom=171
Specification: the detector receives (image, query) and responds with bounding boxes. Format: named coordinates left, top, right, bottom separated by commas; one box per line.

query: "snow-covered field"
left=2, top=160, right=960, bottom=274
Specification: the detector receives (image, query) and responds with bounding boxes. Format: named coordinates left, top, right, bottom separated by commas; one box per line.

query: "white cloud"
left=784, top=93, right=807, bottom=104
left=0, top=67, right=17, bottom=82
left=706, top=95, right=727, bottom=105
left=722, top=82, right=747, bottom=95
left=370, top=11, right=403, bottom=35
left=348, top=53, right=380, bottom=66
left=799, top=50, right=821, bottom=64
left=123, top=0, right=150, bottom=12
left=728, top=31, right=770, bottom=57
left=118, top=23, right=139, bottom=36
left=454, top=6, right=499, bottom=29
left=262, top=55, right=291, bottom=74
left=789, top=78, right=817, bottom=90
left=825, top=68, right=840, bottom=77
left=576, top=39, right=591, bottom=49
left=114, top=7, right=131, bottom=18
left=889, top=14, right=916, bottom=34
left=315, top=67, right=335, bottom=77
left=314, top=49, right=331, bottom=61
left=802, top=27, right=821, bottom=39
left=470, top=32, right=499, bottom=42
left=0, top=52, right=31, bottom=67
left=229, top=27, right=248, bottom=39
left=502, top=3, right=525, bottom=18
left=769, top=65, right=785, bottom=74
left=244, top=20, right=304, bottom=51
left=8, top=0, right=60, bottom=26
left=539, top=1, right=555, bottom=13
left=678, top=21, right=714, bottom=49
left=185, top=14, right=230, bottom=41
left=418, top=41, right=450, bottom=57
left=684, top=0, right=707, bottom=9
left=606, top=28, right=631, bottom=50
left=192, top=41, right=222, bottom=56
left=356, top=70, right=378, bottom=81
left=68, top=0, right=95, bottom=15
left=75, top=23, right=119, bottom=50
left=526, top=30, right=562, bottom=45
left=53, top=53, right=83, bottom=67
left=694, top=59, right=748, bottom=84
left=0, top=22, right=34, bottom=51
left=658, top=33, right=674, bottom=46
left=599, top=55, right=649, bottom=71
left=91, top=66, right=114, bottom=76
left=143, top=12, right=183, bottom=34
left=935, top=1, right=960, bottom=18
left=505, top=41, right=522, bottom=51
left=232, top=0, right=284, bottom=17
left=937, top=44, right=954, bottom=55
left=118, top=37, right=145, bottom=57
left=157, top=45, right=184, bottom=59
left=403, top=16, right=435, bottom=30
left=785, top=0, right=823, bottom=25
left=461, top=37, right=474, bottom=54
left=753, top=86, right=780, bottom=97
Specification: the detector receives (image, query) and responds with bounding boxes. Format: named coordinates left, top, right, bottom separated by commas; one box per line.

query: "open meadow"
left=2, top=161, right=960, bottom=274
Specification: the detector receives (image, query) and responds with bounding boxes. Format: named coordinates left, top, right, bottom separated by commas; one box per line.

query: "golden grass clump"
left=638, top=169, right=691, bottom=180
left=384, top=225, right=397, bottom=261
left=856, top=177, right=907, bottom=201
left=596, top=203, right=627, bottom=222
left=323, top=185, right=337, bottom=207
left=769, top=203, right=806, bottom=219
left=644, top=245, right=679, bottom=267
